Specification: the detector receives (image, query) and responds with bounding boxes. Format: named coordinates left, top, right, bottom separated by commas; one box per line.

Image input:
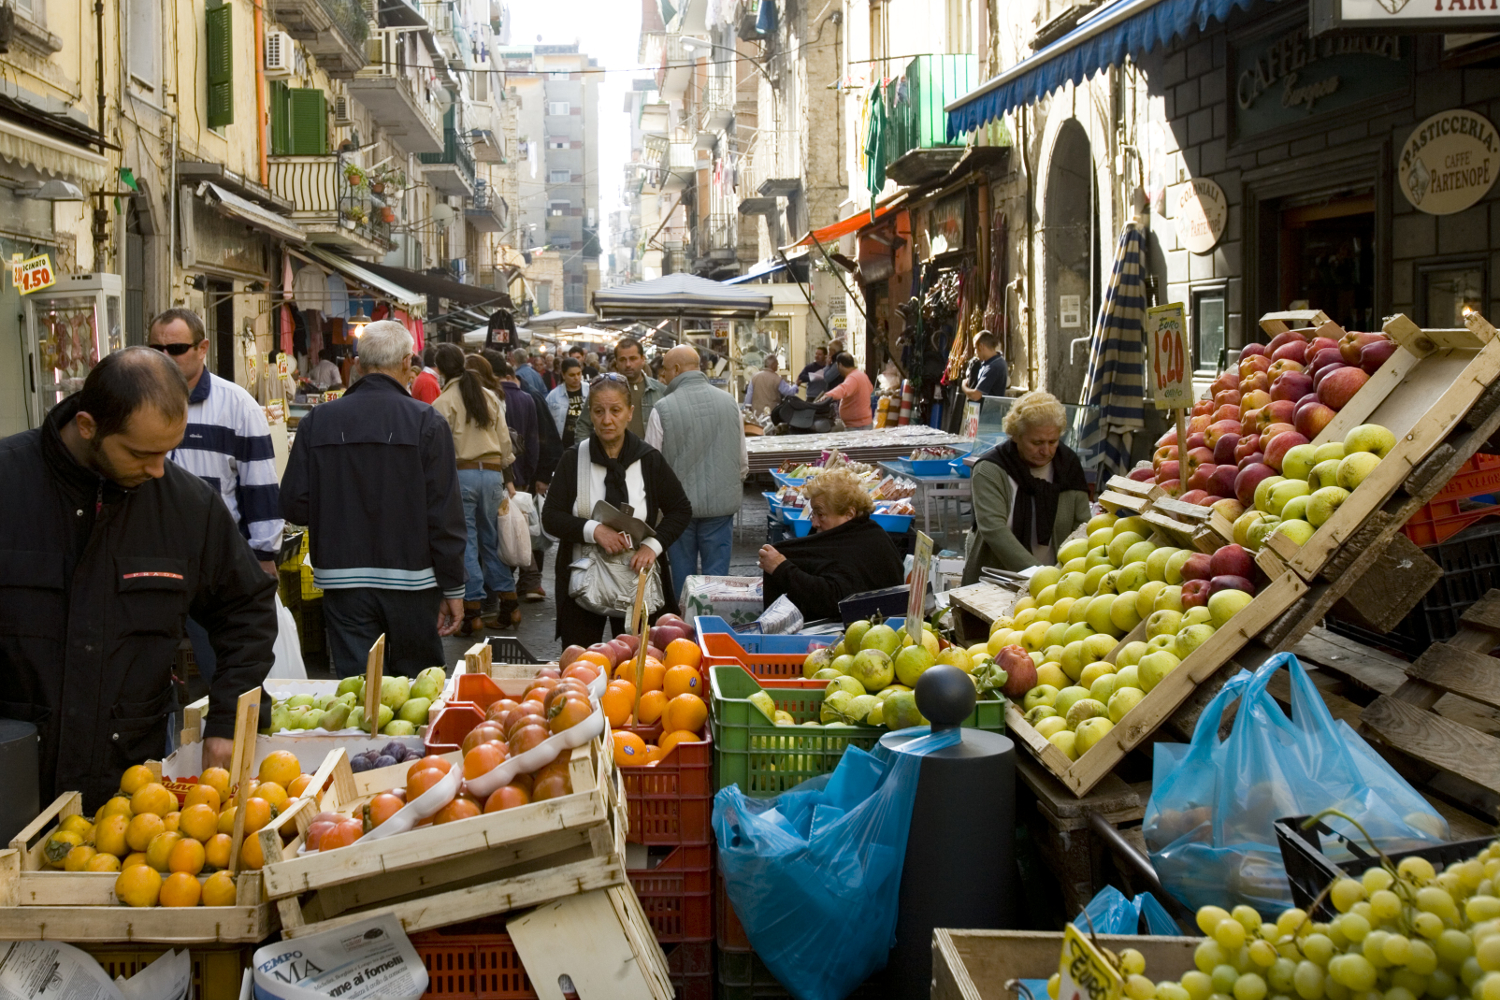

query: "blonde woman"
left=962, top=390, right=1091, bottom=583
left=757, top=468, right=904, bottom=620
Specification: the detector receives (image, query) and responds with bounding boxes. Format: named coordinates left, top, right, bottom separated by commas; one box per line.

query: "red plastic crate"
left=423, top=702, right=486, bottom=755
left=627, top=843, right=713, bottom=943
left=1403, top=452, right=1500, bottom=546
left=698, top=634, right=824, bottom=688
left=619, top=723, right=712, bottom=846
left=664, top=940, right=713, bottom=1000
left=715, top=866, right=750, bottom=952
left=412, top=928, right=535, bottom=999
left=454, top=673, right=510, bottom=712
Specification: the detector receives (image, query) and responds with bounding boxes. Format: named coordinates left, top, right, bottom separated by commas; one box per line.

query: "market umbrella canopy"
left=528, top=310, right=596, bottom=329
left=592, top=273, right=772, bottom=321
left=1079, top=219, right=1147, bottom=477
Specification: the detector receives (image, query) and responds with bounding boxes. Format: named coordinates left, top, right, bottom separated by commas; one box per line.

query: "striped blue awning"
left=944, top=0, right=1255, bottom=139
left=1080, top=221, right=1147, bottom=477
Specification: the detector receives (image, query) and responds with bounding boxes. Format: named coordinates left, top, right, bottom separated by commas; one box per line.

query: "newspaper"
left=116, top=950, right=190, bottom=1000
left=251, top=914, right=427, bottom=1000
left=0, top=941, right=126, bottom=1000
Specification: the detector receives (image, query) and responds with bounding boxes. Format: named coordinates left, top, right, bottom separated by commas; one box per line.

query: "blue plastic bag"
left=1144, top=653, right=1449, bottom=916
left=1078, top=885, right=1180, bottom=936
left=713, top=726, right=961, bottom=1000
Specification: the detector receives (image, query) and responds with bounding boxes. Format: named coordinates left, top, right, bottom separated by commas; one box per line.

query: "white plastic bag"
left=497, top=496, right=533, bottom=566
left=267, top=593, right=307, bottom=681
left=511, top=490, right=542, bottom=539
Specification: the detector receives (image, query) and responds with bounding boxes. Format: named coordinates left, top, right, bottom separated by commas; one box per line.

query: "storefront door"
left=1272, top=193, right=1377, bottom=332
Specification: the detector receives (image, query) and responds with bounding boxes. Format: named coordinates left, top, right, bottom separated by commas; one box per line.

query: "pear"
left=411, top=666, right=446, bottom=702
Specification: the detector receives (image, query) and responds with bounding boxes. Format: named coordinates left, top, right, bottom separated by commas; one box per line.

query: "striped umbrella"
left=1079, top=220, right=1147, bottom=478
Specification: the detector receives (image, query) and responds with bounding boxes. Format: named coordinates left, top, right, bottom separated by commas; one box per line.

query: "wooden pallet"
left=507, top=885, right=675, bottom=1000
left=932, top=930, right=1199, bottom=1000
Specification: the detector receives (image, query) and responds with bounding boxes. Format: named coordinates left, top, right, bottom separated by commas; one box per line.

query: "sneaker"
left=524, top=586, right=546, bottom=602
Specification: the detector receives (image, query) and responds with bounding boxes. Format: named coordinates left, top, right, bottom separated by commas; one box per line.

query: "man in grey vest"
left=647, top=345, right=748, bottom=601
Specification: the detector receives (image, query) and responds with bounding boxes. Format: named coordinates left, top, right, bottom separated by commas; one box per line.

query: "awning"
left=789, top=203, right=897, bottom=248
left=723, top=261, right=787, bottom=285
left=945, top=0, right=1255, bottom=137
left=528, top=310, right=597, bottom=329
left=197, top=183, right=305, bottom=244
left=0, top=115, right=108, bottom=185
left=297, top=245, right=425, bottom=314
left=342, top=258, right=514, bottom=310
left=593, top=272, right=773, bottom=321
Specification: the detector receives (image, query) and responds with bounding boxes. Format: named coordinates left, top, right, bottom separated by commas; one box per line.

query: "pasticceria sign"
left=1232, top=24, right=1409, bottom=140
left=1399, top=109, right=1499, bottom=215
left=1313, top=0, right=1500, bottom=33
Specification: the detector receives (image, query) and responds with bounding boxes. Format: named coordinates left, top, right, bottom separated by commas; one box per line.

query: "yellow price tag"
left=1058, top=923, right=1124, bottom=1000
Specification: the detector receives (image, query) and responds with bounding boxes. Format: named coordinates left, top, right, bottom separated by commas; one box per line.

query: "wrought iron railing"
left=418, top=127, right=477, bottom=190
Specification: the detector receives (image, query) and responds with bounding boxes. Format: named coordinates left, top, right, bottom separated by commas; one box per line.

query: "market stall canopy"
left=787, top=204, right=897, bottom=248
left=298, top=245, right=424, bottom=314
left=944, top=0, right=1255, bottom=137
left=593, top=273, right=772, bottom=321
left=528, top=310, right=597, bottom=329
left=341, top=257, right=514, bottom=310
left=197, top=183, right=305, bottom=244
left=463, top=325, right=534, bottom=346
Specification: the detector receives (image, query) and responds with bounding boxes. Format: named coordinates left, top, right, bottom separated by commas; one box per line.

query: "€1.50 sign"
left=1058, top=923, right=1124, bottom=1000
left=15, top=254, right=55, bottom=295
left=1146, top=302, right=1191, bottom=410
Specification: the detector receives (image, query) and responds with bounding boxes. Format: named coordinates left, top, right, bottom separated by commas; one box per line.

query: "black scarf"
left=981, top=439, right=1087, bottom=549
left=589, top=430, right=649, bottom=507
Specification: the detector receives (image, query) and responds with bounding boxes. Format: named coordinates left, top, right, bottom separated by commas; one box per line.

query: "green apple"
left=1073, top=716, right=1115, bottom=755
left=1085, top=598, right=1121, bottom=637
left=1276, top=519, right=1316, bottom=545
left=1164, top=550, right=1193, bottom=585
left=1023, top=684, right=1060, bottom=712
left=1115, top=562, right=1149, bottom=593
left=1058, top=538, right=1090, bottom=565
left=1079, top=660, right=1114, bottom=688
left=1115, top=643, right=1148, bottom=670
left=1062, top=557, right=1088, bottom=576
left=1233, top=510, right=1269, bottom=548
left=1035, top=586, right=1058, bottom=607
left=1254, top=475, right=1287, bottom=514
left=1138, top=650, right=1182, bottom=693
left=1146, top=609, right=1184, bottom=638
left=1029, top=565, right=1062, bottom=597
left=1062, top=621, right=1094, bottom=645
left=1048, top=729, right=1079, bottom=761
left=1147, top=634, right=1176, bottom=652
left=1344, top=423, right=1396, bottom=457
left=1057, top=572, right=1088, bottom=599
left=1313, top=441, right=1346, bottom=463
left=1087, top=512, right=1118, bottom=534
left=1122, top=541, right=1156, bottom=568
left=1025, top=705, right=1058, bottom=727
left=1246, top=516, right=1283, bottom=551
left=1087, top=527, right=1115, bottom=551
left=1153, top=585, right=1184, bottom=613
left=1173, top=623, right=1216, bottom=659
left=1042, top=622, right=1069, bottom=650
left=1114, top=664, right=1142, bottom=690
left=1207, top=588, right=1253, bottom=627
left=1035, top=714, right=1070, bottom=739
left=1307, top=486, right=1351, bottom=528
left=1053, top=685, right=1092, bottom=718
left=1060, top=642, right=1086, bottom=681
left=1111, top=592, right=1142, bottom=632
left=1065, top=698, right=1108, bottom=728
left=1083, top=633, right=1117, bottom=663
left=1067, top=596, right=1093, bottom=626
left=1109, top=687, right=1146, bottom=723
left=1280, top=495, right=1310, bottom=524
left=1089, top=674, right=1118, bottom=705
left=1107, top=532, right=1144, bottom=567
left=1308, top=459, right=1343, bottom=492
left=1281, top=444, right=1319, bottom=482
left=1146, top=546, right=1181, bottom=582
left=1083, top=564, right=1112, bottom=595
left=1136, top=581, right=1167, bottom=619
left=1037, top=662, right=1067, bottom=687
left=1268, top=479, right=1310, bottom=516
left=1115, top=516, right=1150, bottom=536
left=1086, top=546, right=1112, bottom=570
left=1337, top=451, right=1381, bottom=490
left=1182, top=606, right=1214, bottom=627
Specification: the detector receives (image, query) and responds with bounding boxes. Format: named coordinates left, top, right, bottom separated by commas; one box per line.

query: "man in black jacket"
left=281, top=321, right=467, bottom=677
left=0, top=348, right=276, bottom=810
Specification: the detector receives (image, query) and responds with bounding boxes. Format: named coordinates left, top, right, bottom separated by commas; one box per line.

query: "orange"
left=114, top=864, right=162, bottom=907
left=216, top=806, right=237, bottom=835
left=184, top=783, right=221, bottom=812
left=125, top=813, right=165, bottom=853
left=204, top=834, right=233, bottom=870
left=241, top=797, right=274, bottom=834
left=159, top=871, right=201, bottom=907
left=179, top=804, right=219, bottom=843
left=85, top=853, right=121, bottom=872
left=239, top=834, right=265, bottom=871
left=99, top=795, right=133, bottom=821
left=575, top=650, right=612, bottom=671
left=664, top=637, right=702, bottom=671
left=201, top=870, right=236, bottom=907
left=658, top=729, right=703, bottom=757
left=145, top=831, right=182, bottom=872
left=636, top=690, right=668, bottom=726
left=663, top=664, right=702, bottom=700
left=162, top=811, right=180, bottom=833
left=199, top=767, right=231, bottom=804
left=611, top=730, right=649, bottom=767
left=130, top=782, right=174, bottom=818
left=601, top=681, right=636, bottom=728
left=95, top=813, right=130, bottom=857
left=258, top=750, right=301, bottom=788
left=662, top=693, right=707, bottom=735
left=287, top=774, right=311, bottom=798
left=614, top=658, right=666, bottom=692
left=122, top=851, right=148, bottom=869
left=118, top=764, right=155, bottom=796
left=644, top=744, right=665, bottom=764
left=63, top=845, right=97, bottom=872
left=255, top=781, right=289, bottom=814
left=168, top=837, right=206, bottom=875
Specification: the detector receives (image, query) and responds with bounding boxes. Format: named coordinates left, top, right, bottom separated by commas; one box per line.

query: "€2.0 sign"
left=1146, top=302, right=1191, bottom=410
left=1057, top=923, right=1124, bottom=1000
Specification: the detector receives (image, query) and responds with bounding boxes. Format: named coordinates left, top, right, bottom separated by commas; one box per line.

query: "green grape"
left=1362, top=931, right=1391, bottom=968
left=1341, top=955, right=1378, bottom=992
left=1048, top=973, right=1061, bottom=999
left=1234, top=949, right=1253, bottom=974
left=1334, top=880, right=1370, bottom=914
left=1340, top=914, right=1372, bottom=944
left=1382, top=986, right=1415, bottom=1000
left=1213, top=965, right=1241, bottom=996
left=1367, top=889, right=1401, bottom=922
left=1363, top=869, right=1395, bottom=894
left=1293, top=961, right=1325, bottom=1000
left=1218, top=921, right=1249, bottom=951
left=1456, top=861, right=1485, bottom=893
left=1279, top=910, right=1311, bottom=940
left=1469, top=898, right=1500, bottom=924
left=1126, top=974, right=1157, bottom=1000
left=1382, top=934, right=1412, bottom=967
left=1477, top=972, right=1500, bottom=1000
left=1483, top=881, right=1497, bottom=899
left=1236, top=907, right=1266, bottom=933
left=1159, top=983, right=1192, bottom=1000
left=1209, top=993, right=1234, bottom=1000
left=1429, top=969, right=1459, bottom=998
left=1462, top=957, right=1484, bottom=989
left=1182, top=970, right=1214, bottom=1000
left=1414, top=913, right=1446, bottom=940
left=1249, top=941, right=1279, bottom=969
left=1200, top=906, right=1234, bottom=935
left=1303, top=935, right=1337, bottom=966
left=1350, top=902, right=1374, bottom=921
left=1121, top=950, right=1146, bottom=977
left=1278, top=943, right=1304, bottom=962
left=1268, top=958, right=1297, bottom=993
left=1262, top=924, right=1282, bottom=942
left=1198, top=942, right=1229, bottom=974
left=1389, top=970, right=1427, bottom=995
left=1350, top=991, right=1382, bottom=1000
left=1324, top=975, right=1350, bottom=1000
left=1480, top=937, right=1500, bottom=973
left=1329, top=925, right=1350, bottom=949
left=1408, top=940, right=1438, bottom=976
left=1235, top=973, right=1268, bottom=1000
left=1435, top=872, right=1461, bottom=898
left=1398, top=857, right=1436, bottom=884
left=1439, top=930, right=1476, bottom=967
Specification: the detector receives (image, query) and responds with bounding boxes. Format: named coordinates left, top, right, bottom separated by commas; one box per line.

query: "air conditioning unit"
left=333, top=95, right=353, bottom=126
left=265, top=31, right=293, bottom=77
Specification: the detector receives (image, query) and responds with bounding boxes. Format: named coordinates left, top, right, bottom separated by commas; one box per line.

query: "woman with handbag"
left=543, top=374, right=693, bottom=647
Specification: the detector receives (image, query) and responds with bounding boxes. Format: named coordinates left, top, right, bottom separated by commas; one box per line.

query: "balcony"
left=346, top=32, right=444, bottom=154
left=699, top=72, right=733, bottom=132
left=419, top=126, right=476, bottom=197
left=424, top=1, right=472, bottom=68
left=656, top=35, right=693, bottom=100
left=378, top=0, right=427, bottom=28
left=466, top=180, right=507, bottom=233
left=658, top=142, right=695, bottom=192
left=878, top=54, right=979, bottom=185
left=268, top=0, right=367, bottom=77
left=268, top=155, right=395, bottom=257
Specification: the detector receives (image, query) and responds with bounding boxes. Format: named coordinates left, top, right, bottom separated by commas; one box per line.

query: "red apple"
left=1267, top=358, right=1306, bottom=381
left=1263, top=430, right=1310, bottom=471
left=1317, top=366, right=1369, bottom=410
left=1192, top=399, right=1215, bottom=417
left=1187, top=431, right=1208, bottom=450
left=1240, top=342, right=1269, bottom=358
left=1209, top=575, right=1257, bottom=597
left=1211, top=372, right=1241, bottom=395
left=1156, top=428, right=1179, bottom=449
left=1294, top=402, right=1336, bottom=439
left=1234, top=434, right=1262, bottom=462
left=1188, top=414, right=1211, bottom=433
left=1272, top=341, right=1308, bottom=365
left=1360, top=340, right=1397, bottom=374
left=1312, top=362, right=1346, bottom=391
left=1244, top=372, right=1271, bottom=393
left=1213, top=390, right=1242, bottom=409
left=606, top=638, right=633, bottom=664
left=617, top=634, right=641, bottom=655
left=1339, top=331, right=1386, bottom=364
left=1208, top=465, right=1240, bottom=498
left=1309, top=337, right=1340, bottom=357
left=1240, top=354, right=1272, bottom=377
left=1235, top=463, right=1277, bottom=507
left=1180, top=489, right=1212, bottom=505
left=1213, top=497, right=1247, bottom=521
left=1309, top=347, right=1344, bottom=374
left=1237, top=452, right=1264, bottom=471
left=1186, top=447, right=1215, bottom=473
left=1156, top=460, right=1182, bottom=484
left=1154, top=445, right=1179, bottom=467
left=559, top=645, right=587, bottom=668
left=1266, top=331, right=1300, bottom=354
left=1270, top=371, right=1314, bottom=403
left=1210, top=544, right=1255, bottom=579
left=1205, top=419, right=1241, bottom=447
left=588, top=642, right=621, bottom=668
left=998, top=645, right=1038, bottom=698
left=1128, top=466, right=1156, bottom=483
left=1181, top=579, right=1213, bottom=609
left=1187, top=463, right=1218, bottom=492
left=1240, top=389, right=1271, bottom=412
left=648, top=645, right=665, bottom=661
left=1213, top=433, right=1241, bottom=465
left=1180, top=552, right=1215, bottom=582
left=1158, top=479, right=1185, bottom=497
left=1211, top=404, right=1241, bottom=424
left=1265, top=399, right=1296, bottom=425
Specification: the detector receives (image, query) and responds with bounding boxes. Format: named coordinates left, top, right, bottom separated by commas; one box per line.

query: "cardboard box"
left=680, top=575, right=763, bottom=627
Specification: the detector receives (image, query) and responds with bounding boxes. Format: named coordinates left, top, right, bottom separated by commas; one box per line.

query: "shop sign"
left=14, top=254, right=55, bottom=295
left=1059, top=295, right=1083, bottom=329
left=1057, top=923, right=1124, bottom=1000
left=926, top=193, right=966, bottom=258
left=1232, top=24, right=1409, bottom=140
left=1147, top=302, right=1192, bottom=410
left=1312, top=0, right=1500, bottom=33
left=1171, top=178, right=1228, bottom=254
left=1398, top=109, right=1498, bottom=215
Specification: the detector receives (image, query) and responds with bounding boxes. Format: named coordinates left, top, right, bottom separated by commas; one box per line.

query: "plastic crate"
left=423, top=702, right=486, bottom=755
left=1274, top=815, right=1495, bottom=919
left=300, top=563, right=322, bottom=601
left=770, top=470, right=809, bottom=488
left=664, top=940, right=713, bottom=1000
left=715, top=946, right=886, bottom=1000
left=716, top=866, right=750, bottom=952
left=83, top=945, right=251, bottom=1000
left=697, top=624, right=907, bottom=688
left=620, top=722, right=713, bottom=846
left=485, top=636, right=542, bottom=665
left=837, top=586, right=910, bottom=626
left=410, top=925, right=535, bottom=999
left=709, top=663, right=1004, bottom=795
left=909, top=456, right=959, bottom=475
left=627, top=843, right=714, bottom=943
left=1326, top=519, right=1500, bottom=656
left=870, top=510, right=915, bottom=533
left=454, top=673, right=509, bottom=712
left=1401, top=452, right=1500, bottom=546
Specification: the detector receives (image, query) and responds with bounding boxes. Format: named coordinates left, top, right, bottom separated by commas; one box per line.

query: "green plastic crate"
left=709, top=664, right=1005, bottom=797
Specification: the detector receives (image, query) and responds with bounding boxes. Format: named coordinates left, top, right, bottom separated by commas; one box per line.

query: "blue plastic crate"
left=789, top=510, right=815, bottom=537
left=694, top=614, right=905, bottom=655
left=950, top=456, right=973, bottom=478
left=761, top=491, right=785, bottom=518
left=871, top=511, right=915, bottom=533
left=770, top=470, right=809, bottom=488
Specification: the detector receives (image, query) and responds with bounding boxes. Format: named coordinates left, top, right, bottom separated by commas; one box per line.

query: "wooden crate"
left=258, top=737, right=630, bottom=940
left=508, top=885, right=676, bottom=1000
left=1266, top=311, right=1500, bottom=581
left=932, top=930, right=1199, bottom=1000
left=0, top=791, right=275, bottom=943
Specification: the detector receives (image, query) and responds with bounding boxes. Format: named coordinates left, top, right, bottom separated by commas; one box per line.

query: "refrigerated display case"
left=24, top=273, right=123, bottom=425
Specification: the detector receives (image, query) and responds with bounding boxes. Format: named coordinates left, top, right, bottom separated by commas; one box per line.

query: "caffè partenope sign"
left=1172, top=178, right=1228, bottom=254
left=1399, top=109, right=1498, bottom=216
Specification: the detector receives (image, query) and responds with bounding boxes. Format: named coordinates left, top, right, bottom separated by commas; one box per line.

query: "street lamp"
left=678, top=36, right=773, bottom=87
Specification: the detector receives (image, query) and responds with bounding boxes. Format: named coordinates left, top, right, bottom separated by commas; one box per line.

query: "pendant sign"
left=1058, top=923, right=1124, bottom=1000
left=1399, top=109, right=1498, bottom=215
left=1172, top=179, right=1228, bottom=254
left=16, top=254, right=56, bottom=295
left=1146, top=302, right=1192, bottom=410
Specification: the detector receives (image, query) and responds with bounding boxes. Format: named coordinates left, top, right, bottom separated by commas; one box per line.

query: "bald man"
left=647, top=345, right=748, bottom=597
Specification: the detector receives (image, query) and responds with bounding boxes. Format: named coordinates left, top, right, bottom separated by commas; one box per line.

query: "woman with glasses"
left=542, top=374, right=693, bottom=646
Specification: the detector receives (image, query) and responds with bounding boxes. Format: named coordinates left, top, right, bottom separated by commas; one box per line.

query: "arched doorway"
left=1044, top=118, right=1097, bottom=404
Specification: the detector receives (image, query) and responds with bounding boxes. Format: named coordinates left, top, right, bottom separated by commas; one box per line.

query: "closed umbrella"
left=1079, top=219, right=1147, bottom=477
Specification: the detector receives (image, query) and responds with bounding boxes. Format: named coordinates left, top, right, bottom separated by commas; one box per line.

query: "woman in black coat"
left=542, top=375, right=693, bottom=647
left=757, top=469, right=904, bottom=621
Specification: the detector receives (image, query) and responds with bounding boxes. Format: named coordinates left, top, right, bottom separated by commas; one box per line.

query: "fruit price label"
left=1058, top=923, right=1124, bottom=1000
left=907, top=530, right=932, bottom=644
left=1146, top=302, right=1191, bottom=410
left=16, top=253, right=55, bottom=295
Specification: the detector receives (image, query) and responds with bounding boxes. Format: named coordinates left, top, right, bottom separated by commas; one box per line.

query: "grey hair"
left=356, top=320, right=414, bottom=370
left=510, top=348, right=530, bottom=365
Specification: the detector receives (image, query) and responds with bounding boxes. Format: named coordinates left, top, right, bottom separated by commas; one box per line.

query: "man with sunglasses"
left=574, top=337, right=662, bottom=441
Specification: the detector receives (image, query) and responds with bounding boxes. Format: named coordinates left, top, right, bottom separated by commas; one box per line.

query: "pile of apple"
left=1134, top=324, right=1394, bottom=505
left=984, top=513, right=1262, bottom=762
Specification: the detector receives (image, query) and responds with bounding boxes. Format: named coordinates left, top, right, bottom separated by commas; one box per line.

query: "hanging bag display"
left=567, top=440, right=663, bottom=618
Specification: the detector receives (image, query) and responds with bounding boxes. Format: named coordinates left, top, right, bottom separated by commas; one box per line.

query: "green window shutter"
left=269, top=80, right=291, bottom=155
left=205, top=3, right=233, bottom=129
left=288, top=89, right=327, bottom=155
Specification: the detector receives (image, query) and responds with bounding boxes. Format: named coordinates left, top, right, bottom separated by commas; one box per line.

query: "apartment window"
left=127, top=0, right=160, bottom=91
left=548, top=169, right=569, bottom=183
left=1192, top=286, right=1227, bottom=375
left=548, top=102, right=570, bottom=115
left=1420, top=262, right=1485, bottom=328
left=205, top=1, right=233, bottom=129
left=548, top=201, right=569, bottom=217
left=536, top=282, right=551, bottom=311
left=269, top=82, right=328, bottom=156
left=549, top=141, right=568, bottom=149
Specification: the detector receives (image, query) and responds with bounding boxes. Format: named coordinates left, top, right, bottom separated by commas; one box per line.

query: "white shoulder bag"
left=566, top=440, right=664, bottom=620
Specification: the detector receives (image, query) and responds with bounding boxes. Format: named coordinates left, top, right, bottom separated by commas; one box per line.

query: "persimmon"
left=366, top=792, right=406, bottom=829
left=547, top=696, right=593, bottom=734
left=510, top=724, right=550, bottom=755
left=463, top=741, right=509, bottom=780
left=199, top=767, right=232, bottom=805
left=483, top=785, right=530, bottom=812
left=258, top=750, right=301, bottom=788
left=204, top=833, right=233, bottom=869
left=241, top=796, right=274, bottom=834
left=486, top=698, right=522, bottom=723
left=287, top=774, right=311, bottom=798
left=532, top=772, right=571, bottom=801
left=432, top=796, right=482, bottom=825
left=411, top=755, right=454, bottom=776
left=664, top=664, right=702, bottom=699
left=319, top=817, right=363, bottom=851
left=406, top=767, right=448, bottom=801
left=461, top=723, right=505, bottom=755
left=602, top=681, right=636, bottom=727
left=183, top=783, right=221, bottom=812
left=506, top=715, right=548, bottom=741
left=523, top=676, right=559, bottom=699
left=179, top=804, right=219, bottom=842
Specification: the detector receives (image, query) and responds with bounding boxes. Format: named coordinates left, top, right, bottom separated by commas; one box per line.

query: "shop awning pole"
left=808, top=231, right=870, bottom=327
left=775, top=247, right=832, bottom=344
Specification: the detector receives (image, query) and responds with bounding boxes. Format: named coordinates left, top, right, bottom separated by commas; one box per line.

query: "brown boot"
left=501, top=591, right=521, bottom=627
left=479, top=591, right=503, bottom=629
left=458, top=600, right=484, bottom=637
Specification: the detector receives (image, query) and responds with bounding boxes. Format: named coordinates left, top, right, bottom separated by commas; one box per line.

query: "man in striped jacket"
left=149, top=308, right=282, bottom=680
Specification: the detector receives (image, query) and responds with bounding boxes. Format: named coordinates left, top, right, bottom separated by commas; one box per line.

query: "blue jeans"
left=668, top=514, right=735, bottom=602
left=458, top=468, right=515, bottom=600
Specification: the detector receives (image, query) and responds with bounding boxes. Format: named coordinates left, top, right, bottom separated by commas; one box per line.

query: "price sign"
left=906, top=530, right=933, bottom=645
left=1146, top=302, right=1191, bottom=410
left=9, top=254, right=21, bottom=287
left=275, top=355, right=292, bottom=380
left=1058, top=923, right=1124, bottom=1000
left=17, top=254, right=55, bottom=295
